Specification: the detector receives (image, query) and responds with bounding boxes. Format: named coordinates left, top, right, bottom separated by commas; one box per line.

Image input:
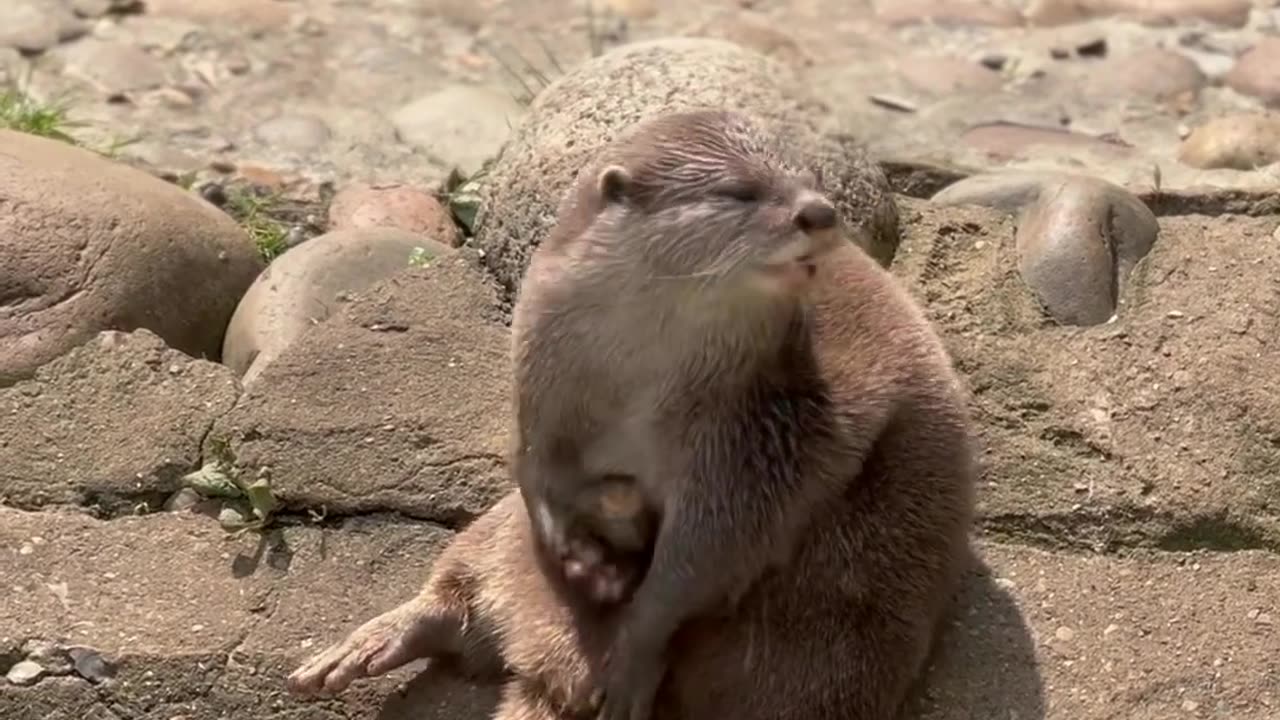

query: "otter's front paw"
left=595, top=635, right=665, bottom=720
left=287, top=600, right=437, bottom=697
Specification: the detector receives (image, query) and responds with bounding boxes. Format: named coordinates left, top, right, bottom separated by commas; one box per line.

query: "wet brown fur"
left=288, top=110, right=978, bottom=719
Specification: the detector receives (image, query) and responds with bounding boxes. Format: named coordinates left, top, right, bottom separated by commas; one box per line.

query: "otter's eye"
left=713, top=183, right=762, bottom=204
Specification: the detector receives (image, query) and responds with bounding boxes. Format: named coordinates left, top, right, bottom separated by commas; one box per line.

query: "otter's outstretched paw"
left=286, top=600, right=442, bottom=697
left=595, top=636, right=664, bottom=720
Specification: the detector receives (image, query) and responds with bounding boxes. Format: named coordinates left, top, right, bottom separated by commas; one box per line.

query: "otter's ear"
left=596, top=165, right=632, bottom=205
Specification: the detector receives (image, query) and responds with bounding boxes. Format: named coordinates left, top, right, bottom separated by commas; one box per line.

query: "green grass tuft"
left=0, top=87, right=80, bottom=143
left=1, top=82, right=143, bottom=158
left=225, top=187, right=289, bottom=262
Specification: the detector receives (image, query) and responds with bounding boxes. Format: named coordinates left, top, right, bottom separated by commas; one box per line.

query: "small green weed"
left=182, top=437, right=280, bottom=534
left=225, top=187, right=289, bottom=261
left=0, top=87, right=80, bottom=143
left=1, top=81, right=143, bottom=157
left=441, top=164, right=488, bottom=237
left=408, top=245, right=436, bottom=267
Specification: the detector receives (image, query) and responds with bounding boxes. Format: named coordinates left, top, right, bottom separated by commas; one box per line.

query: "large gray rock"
left=932, top=171, right=1158, bottom=326
left=472, top=37, right=899, bottom=302
left=0, top=130, right=263, bottom=386
left=221, top=228, right=454, bottom=386
left=211, top=249, right=512, bottom=524
left=0, top=329, right=241, bottom=512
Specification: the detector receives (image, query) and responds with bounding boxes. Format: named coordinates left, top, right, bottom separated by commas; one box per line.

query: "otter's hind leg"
left=287, top=564, right=498, bottom=697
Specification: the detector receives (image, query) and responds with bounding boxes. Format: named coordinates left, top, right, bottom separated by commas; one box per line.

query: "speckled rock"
left=1026, top=0, right=1252, bottom=27
left=391, top=85, right=525, bottom=177
left=221, top=228, right=453, bottom=386
left=472, top=37, right=899, bottom=301
left=1177, top=113, right=1280, bottom=170
left=0, top=130, right=262, bottom=386
left=932, top=171, right=1158, bottom=325
left=1225, top=37, right=1280, bottom=106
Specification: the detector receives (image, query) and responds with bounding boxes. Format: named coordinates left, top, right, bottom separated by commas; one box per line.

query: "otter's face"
left=589, top=111, right=843, bottom=298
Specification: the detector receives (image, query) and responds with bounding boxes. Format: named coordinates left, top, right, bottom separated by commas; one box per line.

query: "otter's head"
left=579, top=110, right=843, bottom=300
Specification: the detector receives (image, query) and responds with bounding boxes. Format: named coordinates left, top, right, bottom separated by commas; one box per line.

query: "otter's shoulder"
left=811, top=242, right=955, bottom=385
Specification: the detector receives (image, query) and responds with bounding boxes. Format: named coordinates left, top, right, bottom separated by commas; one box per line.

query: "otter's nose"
left=794, top=200, right=837, bottom=233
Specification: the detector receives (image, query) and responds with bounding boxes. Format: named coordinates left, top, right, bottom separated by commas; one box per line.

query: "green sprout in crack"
left=225, top=187, right=289, bottom=262
left=181, top=440, right=279, bottom=534
left=442, top=164, right=489, bottom=237
left=408, top=245, right=436, bottom=268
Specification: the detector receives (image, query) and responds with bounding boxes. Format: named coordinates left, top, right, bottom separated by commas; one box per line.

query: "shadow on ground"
left=908, top=557, right=1046, bottom=720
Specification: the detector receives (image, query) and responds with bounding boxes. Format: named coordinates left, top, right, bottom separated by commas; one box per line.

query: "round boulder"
left=1177, top=113, right=1280, bottom=171
left=328, top=182, right=460, bottom=245
left=472, top=37, right=899, bottom=301
left=221, top=227, right=453, bottom=386
left=0, top=129, right=263, bottom=386
left=932, top=170, right=1158, bottom=326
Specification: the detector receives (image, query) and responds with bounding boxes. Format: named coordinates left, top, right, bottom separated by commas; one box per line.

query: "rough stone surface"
left=893, top=196, right=1280, bottom=551
left=1177, top=113, right=1280, bottom=170
left=1093, top=47, right=1206, bottom=101
left=211, top=250, right=512, bottom=525
left=0, top=1, right=84, bottom=53
left=221, top=228, right=454, bottom=386
left=877, top=0, right=1024, bottom=27
left=0, top=329, right=241, bottom=512
left=896, top=54, right=1004, bottom=96
left=327, top=183, right=460, bottom=244
left=57, top=38, right=170, bottom=97
left=7, top=0, right=1273, bottom=198
left=0, top=130, right=263, bottom=387
left=2, top=505, right=1278, bottom=719
left=1025, top=0, right=1254, bottom=27
left=0, top=506, right=499, bottom=719
left=933, top=171, right=1158, bottom=326
left=141, top=0, right=293, bottom=31
left=252, top=113, right=333, bottom=153
left=472, top=37, right=899, bottom=300
left=391, top=85, right=526, bottom=178
left=959, top=122, right=1137, bottom=165
left=1225, top=37, right=1280, bottom=106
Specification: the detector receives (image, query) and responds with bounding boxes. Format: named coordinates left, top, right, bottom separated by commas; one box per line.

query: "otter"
left=288, top=109, right=977, bottom=720
left=509, top=109, right=848, bottom=616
